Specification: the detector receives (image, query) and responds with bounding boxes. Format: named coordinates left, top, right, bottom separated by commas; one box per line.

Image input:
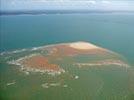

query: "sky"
left=1, top=0, right=134, bottom=11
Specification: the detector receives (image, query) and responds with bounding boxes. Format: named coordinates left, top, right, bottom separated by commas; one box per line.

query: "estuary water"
left=0, top=13, right=134, bottom=65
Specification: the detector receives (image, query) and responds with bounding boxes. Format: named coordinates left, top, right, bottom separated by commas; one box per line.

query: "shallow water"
left=0, top=13, right=134, bottom=65
left=0, top=43, right=134, bottom=100
left=0, top=13, right=134, bottom=100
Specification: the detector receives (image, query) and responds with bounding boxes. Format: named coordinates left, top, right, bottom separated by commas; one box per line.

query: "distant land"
left=1, top=10, right=134, bottom=15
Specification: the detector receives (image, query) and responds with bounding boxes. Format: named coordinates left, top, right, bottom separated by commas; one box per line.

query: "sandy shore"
left=69, top=41, right=99, bottom=50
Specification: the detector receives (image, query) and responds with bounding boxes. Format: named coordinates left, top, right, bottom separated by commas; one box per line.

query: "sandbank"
left=69, top=41, right=99, bottom=50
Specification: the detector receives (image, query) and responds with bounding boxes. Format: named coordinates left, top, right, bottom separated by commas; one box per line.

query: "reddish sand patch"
left=22, top=55, right=61, bottom=72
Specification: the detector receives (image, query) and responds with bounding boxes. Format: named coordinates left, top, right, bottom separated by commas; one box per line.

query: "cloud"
left=88, top=1, right=96, bottom=5
left=1, top=0, right=134, bottom=11
left=101, top=1, right=111, bottom=4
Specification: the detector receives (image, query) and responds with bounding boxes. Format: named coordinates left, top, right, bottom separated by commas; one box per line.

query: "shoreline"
left=0, top=41, right=105, bottom=55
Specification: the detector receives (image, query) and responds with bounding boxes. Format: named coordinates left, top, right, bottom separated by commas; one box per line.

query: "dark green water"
left=0, top=43, right=133, bottom=100
left=0, top=13, right=134, bottom=65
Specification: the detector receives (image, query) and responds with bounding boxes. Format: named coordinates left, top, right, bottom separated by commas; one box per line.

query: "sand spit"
left=74, top=59, right=130, bottom=68
left=0, top=49, right=27, bottom=56
left=20, top=66, right=64, bottom=75
left=41, top=83, right=68, bottom=88
left=6, top=81, right=16, bottom=86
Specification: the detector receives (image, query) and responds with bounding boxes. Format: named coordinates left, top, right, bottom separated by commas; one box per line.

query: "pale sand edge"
left=69, top=41, right=100, bottom=50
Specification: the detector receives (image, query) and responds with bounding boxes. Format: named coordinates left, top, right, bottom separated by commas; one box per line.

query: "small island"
left=6, top=41, right=129, bottom=75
